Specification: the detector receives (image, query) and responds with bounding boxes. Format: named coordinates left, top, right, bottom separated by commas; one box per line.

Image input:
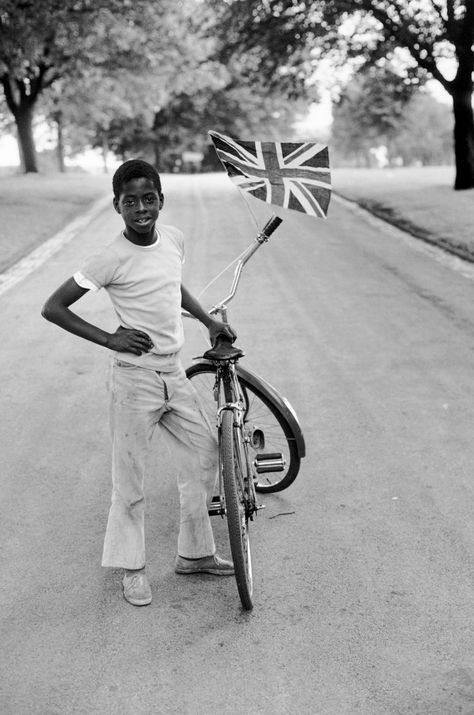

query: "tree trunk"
left=452, top=87, right=474, bottom=190
left=101, top=131, right=109, bottom=173
left=54, top=111, right=65, bottom=173
left=15, top=105, right=38, bottom=173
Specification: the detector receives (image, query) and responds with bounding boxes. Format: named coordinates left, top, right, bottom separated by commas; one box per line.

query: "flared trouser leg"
left=101, top=361, right=217, bottom=569
left=101, top=363, right=158, bottom=569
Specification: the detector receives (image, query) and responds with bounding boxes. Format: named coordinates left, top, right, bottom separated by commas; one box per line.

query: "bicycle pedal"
left=208, top=504, right=226, bottom=516
left=208, top=495, right=225, bottom=517
left=254, top=452, right=286, bottom=473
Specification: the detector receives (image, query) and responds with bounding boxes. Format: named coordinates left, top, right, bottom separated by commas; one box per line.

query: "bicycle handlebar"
left=260, top=215, right=283, bottom=240
left=182, top=215, right=283, bottom=322
left=210, top=214, right=283, bottom=313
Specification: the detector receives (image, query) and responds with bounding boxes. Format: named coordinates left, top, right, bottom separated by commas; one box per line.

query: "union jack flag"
left=209, top=130, right=331, bottom=218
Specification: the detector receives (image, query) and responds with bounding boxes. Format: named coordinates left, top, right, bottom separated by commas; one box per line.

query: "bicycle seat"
left=203, top=335, right=245, bottom=361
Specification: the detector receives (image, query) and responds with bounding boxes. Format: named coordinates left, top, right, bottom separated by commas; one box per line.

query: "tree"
left=57, top=1, right=309, bottom=173
left=332, top=64, right=416, bottom=165
left=93, top=85, right=308, bottom=172
left=30, top=0, right=234, bottom=172
left=40, top=71, right=157, bottom=173
left=332, top=74, right=454, bottom=166
left=0, top=0, right=178, bottom=172
left=392, top=92, right=453, bottom=165
left=208, top=1, right=474, bottom=190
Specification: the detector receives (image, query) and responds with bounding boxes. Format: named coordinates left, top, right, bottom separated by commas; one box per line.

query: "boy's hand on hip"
left=208, top=319, right=237, bottom=346
left=106, top=326, right=154, bottom=355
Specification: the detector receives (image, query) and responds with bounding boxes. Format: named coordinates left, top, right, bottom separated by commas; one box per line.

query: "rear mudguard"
left=188, top=361, right=306, bottom=459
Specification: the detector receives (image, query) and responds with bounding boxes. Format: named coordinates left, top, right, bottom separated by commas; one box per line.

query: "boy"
left=42, top=159, right=236, bottom=606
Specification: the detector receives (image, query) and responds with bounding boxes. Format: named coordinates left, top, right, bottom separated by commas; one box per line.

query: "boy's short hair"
left=112, top=159, right=163, bottom=199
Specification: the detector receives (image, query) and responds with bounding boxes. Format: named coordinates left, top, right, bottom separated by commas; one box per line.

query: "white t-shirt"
left=74, top=224, right=185, bottom=371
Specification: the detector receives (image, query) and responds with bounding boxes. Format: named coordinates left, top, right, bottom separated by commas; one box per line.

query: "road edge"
left=334, top=190, right=474, bottom=264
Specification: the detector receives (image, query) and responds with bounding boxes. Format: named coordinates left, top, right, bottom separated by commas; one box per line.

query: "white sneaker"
left=175, top=553, right=234, bottom=576
left=122, top=570, right=152, bottom=606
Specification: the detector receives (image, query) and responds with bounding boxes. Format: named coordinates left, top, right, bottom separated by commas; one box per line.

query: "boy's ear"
left=113, top=197, right=121, bottom=214
left=159, top=194, right=164, bottom=209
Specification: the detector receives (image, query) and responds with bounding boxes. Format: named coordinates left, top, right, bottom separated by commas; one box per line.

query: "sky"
left=0, top=134, right=20, bottom=166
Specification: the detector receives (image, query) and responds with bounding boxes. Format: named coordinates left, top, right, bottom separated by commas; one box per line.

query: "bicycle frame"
left=181, top=214, right=282, bottom=325
left=209, top=215, right=283, bottom=322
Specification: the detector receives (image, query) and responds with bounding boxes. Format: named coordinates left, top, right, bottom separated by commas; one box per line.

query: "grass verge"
left=332, top=166, right=474, bottom=262
left=0, top=171, right=110, bottom=273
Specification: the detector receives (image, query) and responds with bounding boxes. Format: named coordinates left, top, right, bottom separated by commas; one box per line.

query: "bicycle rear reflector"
left=254, top=453, right=286, bottom=473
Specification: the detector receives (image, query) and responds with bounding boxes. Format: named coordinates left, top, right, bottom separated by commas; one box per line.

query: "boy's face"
left=114, top=177, right=163, bottom=242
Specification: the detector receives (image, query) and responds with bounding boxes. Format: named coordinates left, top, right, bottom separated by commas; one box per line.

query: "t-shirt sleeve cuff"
left=73, top=271, right=100, bottom=292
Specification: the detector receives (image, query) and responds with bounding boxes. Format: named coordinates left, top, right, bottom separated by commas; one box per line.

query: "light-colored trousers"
left=101, top=359, right=217, bottom=569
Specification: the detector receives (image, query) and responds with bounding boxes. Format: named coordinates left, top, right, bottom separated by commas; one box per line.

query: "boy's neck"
left=122, top=228, right=158, bottom=246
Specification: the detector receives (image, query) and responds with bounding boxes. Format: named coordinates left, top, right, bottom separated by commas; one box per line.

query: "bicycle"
left=185, top=215, right=306, bottom=610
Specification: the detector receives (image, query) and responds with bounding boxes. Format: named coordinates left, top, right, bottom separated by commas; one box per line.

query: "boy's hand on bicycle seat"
left=208, top=319, right=237, bottom=346
left=106, top=326, right=154, bottom=355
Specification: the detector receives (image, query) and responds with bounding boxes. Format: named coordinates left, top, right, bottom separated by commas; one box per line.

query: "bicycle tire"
left=220, top=408, right=253, bottom=610
left=186, top=363, right=301, bottom=493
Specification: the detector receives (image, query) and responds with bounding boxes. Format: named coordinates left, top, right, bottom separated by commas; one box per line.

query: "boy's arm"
left=42, top=277, right=154, bottom=355
left=181, top=285, right=237, bottom=345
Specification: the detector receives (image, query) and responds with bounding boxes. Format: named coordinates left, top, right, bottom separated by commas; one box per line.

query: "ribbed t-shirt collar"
left=120, top=229, right=161, bottom=249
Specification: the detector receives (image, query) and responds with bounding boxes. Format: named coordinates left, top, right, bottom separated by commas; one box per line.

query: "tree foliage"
left=207, top=0, right=465, bottom=93
left=332, top=64, right=415, bottom=165
left=29, top=0, right=307, bottom=172
left=1, top=0, right=298, bottom=172
left=393, top=93, right=453, bottom=165
left=332, top=68, right=453, bottom=166
left=3, top=0, right=464, bottom=183
left=0, top=0, right=185, bottom=171
left=83, top=84, right=308, bottom=172
left=208, top=1, right=474, bottom=189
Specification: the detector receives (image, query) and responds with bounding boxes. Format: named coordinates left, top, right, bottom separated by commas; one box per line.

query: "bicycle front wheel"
left=187, top=363, right=301, bottom=493
left=220, top=409, right=253, bottom=611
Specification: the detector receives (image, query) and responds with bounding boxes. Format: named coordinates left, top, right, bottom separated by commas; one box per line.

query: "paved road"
left=3, top=174, right=474, bottom=714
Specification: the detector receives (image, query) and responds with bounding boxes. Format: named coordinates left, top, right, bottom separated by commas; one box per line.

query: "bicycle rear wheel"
left=220, top=409, right=253, bottom=610
left=186, top=363, right=301, bottom=493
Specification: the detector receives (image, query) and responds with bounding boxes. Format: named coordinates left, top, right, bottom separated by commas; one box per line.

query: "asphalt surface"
left=3, top=174, right=474, bottom=714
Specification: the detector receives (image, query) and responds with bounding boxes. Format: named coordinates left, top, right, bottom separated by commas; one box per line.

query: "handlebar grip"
left=261, top=215, right=283, bottom=239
